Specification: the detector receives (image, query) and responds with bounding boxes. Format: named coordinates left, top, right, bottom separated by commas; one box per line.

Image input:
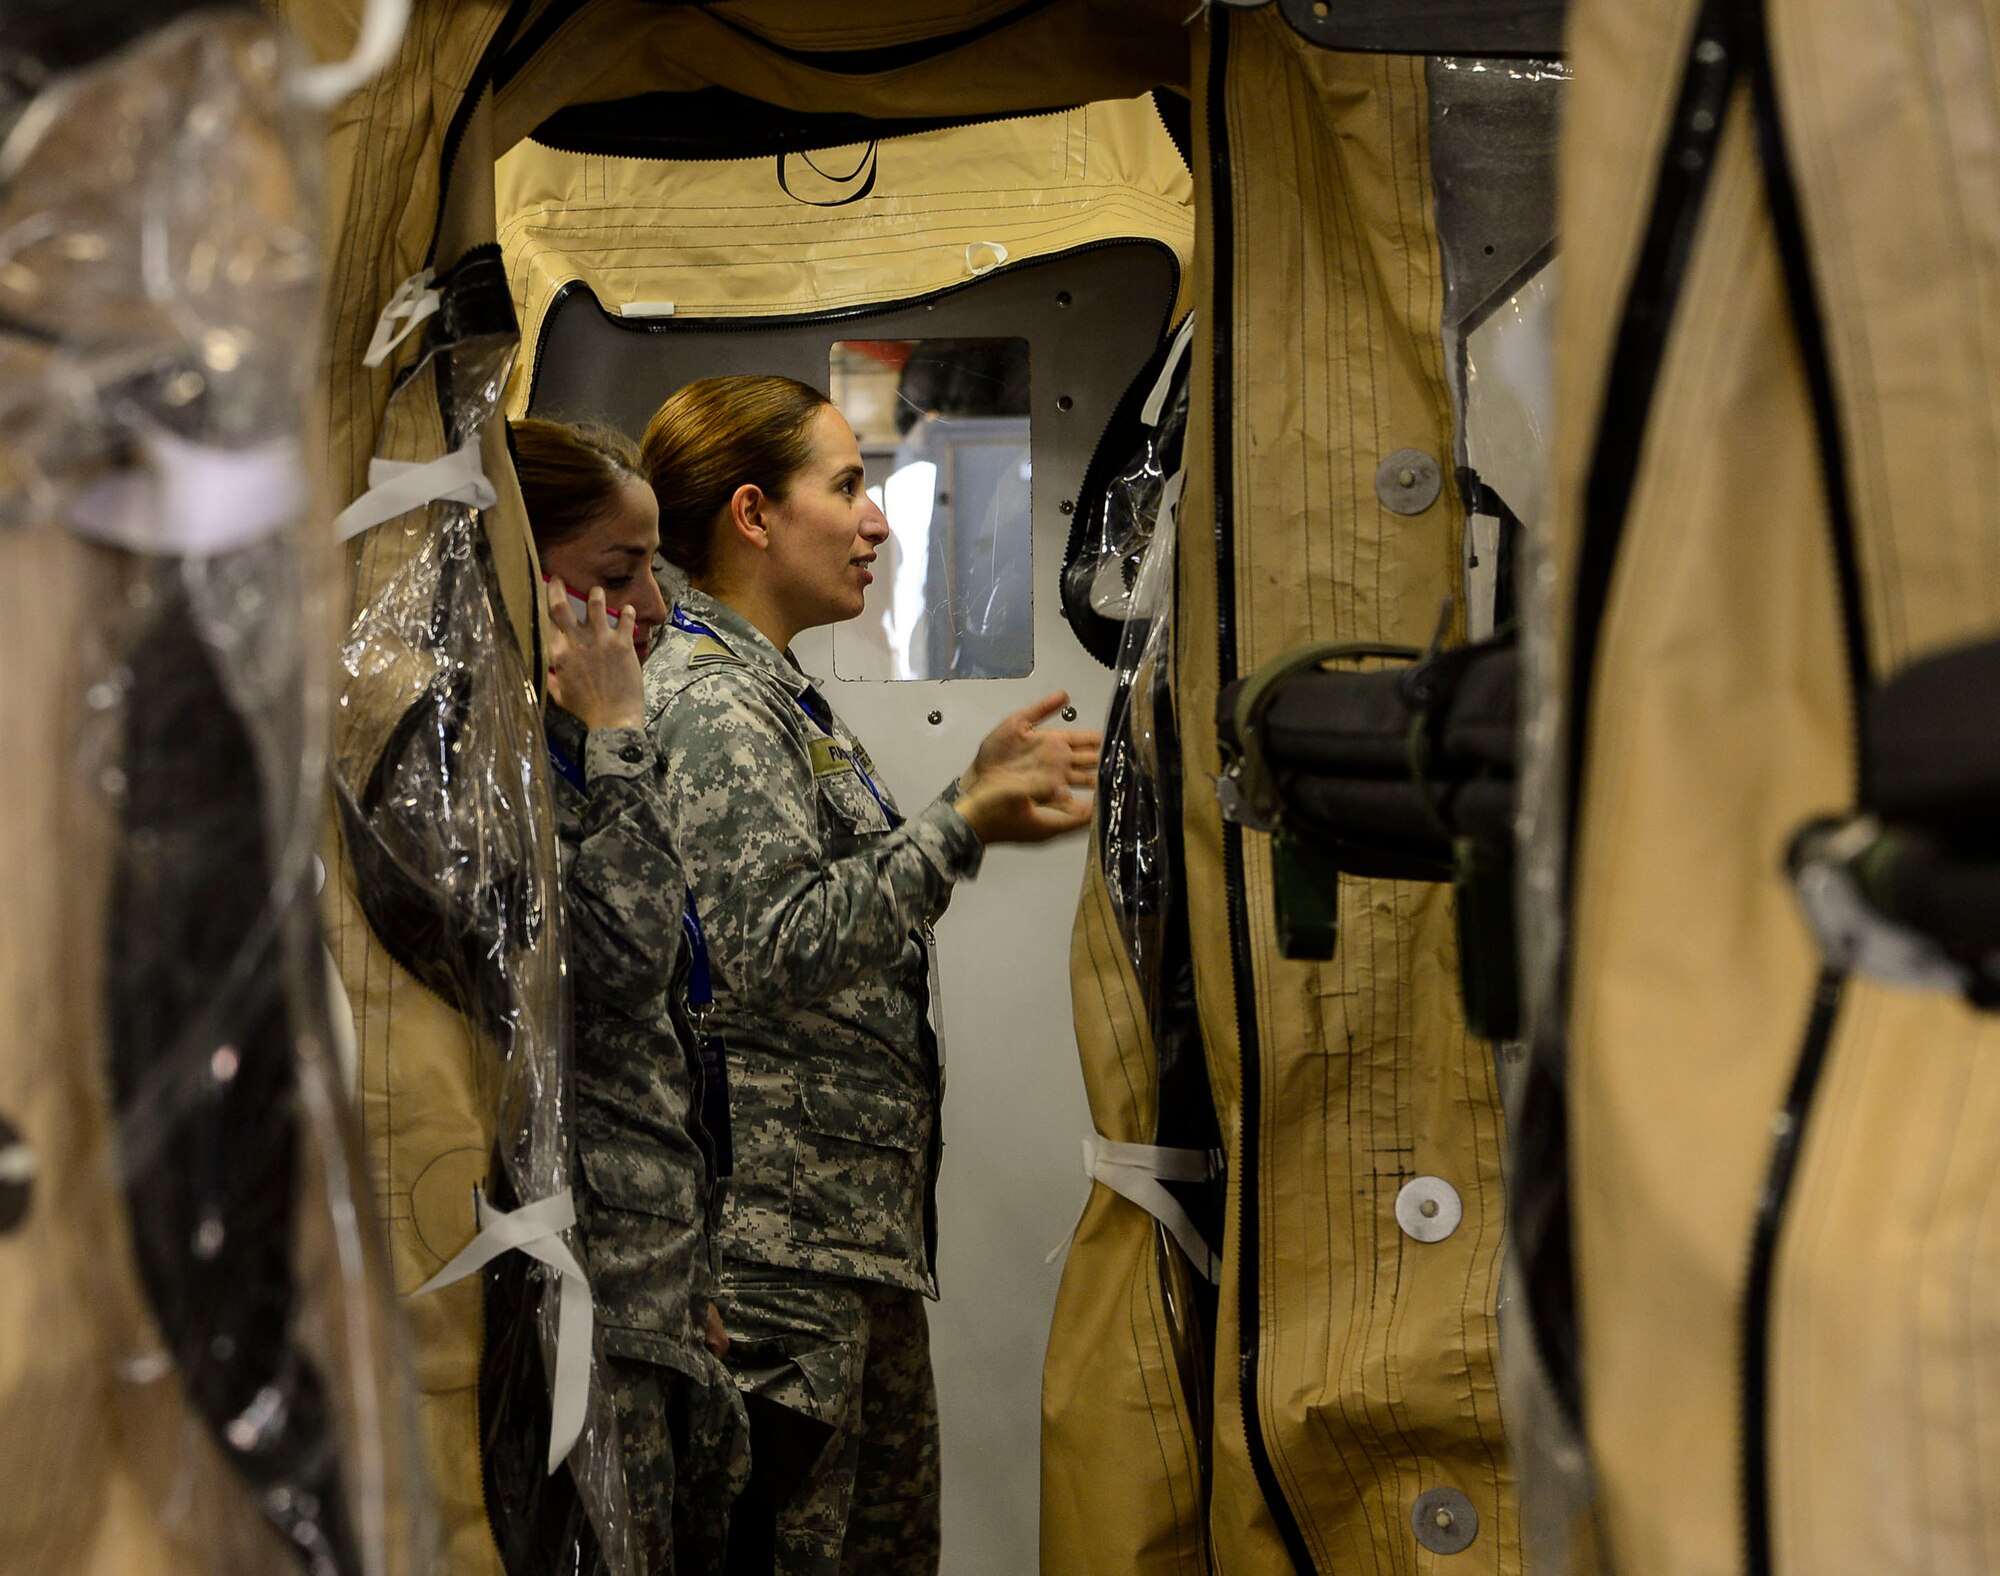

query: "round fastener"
left=1375, top=448, right=1442, bottom=515
left=1395, top=1176, right=1463, bottom=1243
left=927, top=710, right=944, bottom=726
left=1056, top=395, right=1074, bottom=413
left=1411, top=1487, right=1478, bottom=1555
left=0, top=1115, right=32, bottom=1235
left=1060, top=499, right=1075, bottom=516
left=1056, top=291, right=1073, bottom=307
left=1061, top=705, right=1078, bottom=722
left=619, top=743, right=644, bottom=764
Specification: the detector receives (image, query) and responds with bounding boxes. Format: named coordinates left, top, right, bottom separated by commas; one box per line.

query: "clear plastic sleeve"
left=1090, top=323, right=1223, bottom=1388
left=330, top=252, right=634, bottom=1575
left=0, top=11, right=429, bottom=1573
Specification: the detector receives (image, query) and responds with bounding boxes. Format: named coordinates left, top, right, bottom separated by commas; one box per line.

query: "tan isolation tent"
left=1508, top=0, right=2000, bottom=1572
left=273, top=1, right=1517, bottom=1572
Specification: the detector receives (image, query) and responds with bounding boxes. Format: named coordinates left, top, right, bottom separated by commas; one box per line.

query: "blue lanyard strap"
left=671, top=603, right=902, bottom=829
left=546, top=737, right=586, bottom=793
left=681, top=891, right=713, bottom=1010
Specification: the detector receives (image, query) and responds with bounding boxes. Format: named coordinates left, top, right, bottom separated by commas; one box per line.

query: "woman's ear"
left=724, top=482, right=768, bottom=551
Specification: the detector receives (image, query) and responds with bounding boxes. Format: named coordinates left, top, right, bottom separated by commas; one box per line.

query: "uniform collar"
left=675, top=586, right=823, bottom=701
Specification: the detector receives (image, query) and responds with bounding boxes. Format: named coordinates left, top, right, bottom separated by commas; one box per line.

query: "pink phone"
left=543, top=573, right=622, bottom=629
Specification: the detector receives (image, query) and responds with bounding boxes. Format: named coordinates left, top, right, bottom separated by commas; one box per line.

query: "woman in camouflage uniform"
left=638, top=377, right=1098, bottom=1575
left=514, top=418, right=749, bottom=1576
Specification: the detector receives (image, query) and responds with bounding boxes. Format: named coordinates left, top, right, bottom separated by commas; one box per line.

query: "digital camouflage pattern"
left=547, top=703, right=721, bottom=1372
left=603, top=1348, right=751, bottom=1576
left=718, top=1265, right=942, bottom=1576
left=644, top=587, right=980, bottom=1294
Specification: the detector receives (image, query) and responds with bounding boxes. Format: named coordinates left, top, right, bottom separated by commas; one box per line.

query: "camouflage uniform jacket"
left=643, top=588, right=982, bottom=1295
left=547, top=702, right=719, bottom=1379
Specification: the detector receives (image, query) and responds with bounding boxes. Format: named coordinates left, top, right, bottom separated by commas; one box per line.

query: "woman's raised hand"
left=960, top=691, right=1102, bottom=800
left=545, top=580, right=645, bottom=733
left=954, top=691, right=1101, bottom=846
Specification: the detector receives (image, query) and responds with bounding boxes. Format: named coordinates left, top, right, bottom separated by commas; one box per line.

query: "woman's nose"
left=861, top=499, right=891, bottom=545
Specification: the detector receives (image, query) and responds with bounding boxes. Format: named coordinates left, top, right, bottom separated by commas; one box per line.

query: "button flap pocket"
left=799, top=1073, right=925, bottom=1152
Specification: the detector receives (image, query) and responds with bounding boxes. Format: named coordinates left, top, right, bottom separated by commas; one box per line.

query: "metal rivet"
left=1375, top=448, right=1442, bottom=515
left=1056, top=291, right=1072, bottom=307
left=1313, top=0, right=1329, bottom=14
left=1395, top=1176, right=1463, bottom=1243
left=0, top=1115, right=34, bottom=1235
left=1060, top=499, right=1075, bottom=515
left=1057, top=395, right=1074, bottom=413
left=927, top=710, right=943, bottom=726
left=1061, top=706, right=1078, bottom=722
left=1411, top=1487, right=1478, bottom=1555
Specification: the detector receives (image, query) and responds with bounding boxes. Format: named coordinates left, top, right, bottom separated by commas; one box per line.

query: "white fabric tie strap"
left=411, top=1188, right=594, bottom=1474
left=362, top=267, right=441, bottom=368
left=1080, top=1135, right=1220, bottom=1282
left=333, top=436, right=496, bottom=542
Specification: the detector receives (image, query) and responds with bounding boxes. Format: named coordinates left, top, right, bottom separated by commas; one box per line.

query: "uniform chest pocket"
left=790, top=1073, right=928, bottom=1258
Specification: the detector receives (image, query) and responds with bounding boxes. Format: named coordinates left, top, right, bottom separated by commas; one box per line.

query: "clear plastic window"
left=828, top=338, right=1033, bottom=680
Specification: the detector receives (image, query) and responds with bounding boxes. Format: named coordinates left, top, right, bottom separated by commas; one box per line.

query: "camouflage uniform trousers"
left=605, top=1343, right=751, bottom=1576
left=717, top=1264, right=940, bottom=1576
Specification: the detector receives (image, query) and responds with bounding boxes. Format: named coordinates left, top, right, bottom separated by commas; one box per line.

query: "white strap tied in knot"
left=1080, top=1136, right=1221, bottom=1282
left=411, top=1188, right=594, bottom=1474
left=362, top=268, right=441, bottom=368
left=333, top=436, right=496, bottom=542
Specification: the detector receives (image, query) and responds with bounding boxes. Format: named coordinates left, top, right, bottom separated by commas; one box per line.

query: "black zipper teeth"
left=706, top=0, right=1063, bottom=75
left=1741, top=966, right=1843, bottom=1576
left=1208, top=14, right=1318, bottom=1572
left=428, top=0, right=541, bottom=268
left=524, top=236, right=1181, bottom=416
left=494, top=0, right=588, bottom=93
left=1737, top=2, right=1871, bottom=1569
left=529, top=99, right=1080, bottom=165
left=1563, top=0, right=1738, bottom=879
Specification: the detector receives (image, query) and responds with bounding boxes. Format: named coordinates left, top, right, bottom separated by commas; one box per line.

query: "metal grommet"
left=1395, top=1176, right=1463, bottom=1243
left=1056, top=395, right=1074, bottom=413
left=1411, top=1487, right=1478, bottom=1555
left=1061, top=706, right=1078, bottom=722
left=1056, top=291, right=1073, bottom=307
left=0, top=1115, right=35, bottom=1235
left=1059, top=499, right=1075, bottom=515
left=1375, top=447, right=1443, bottom=515
left=927, top=710, right=944, bottom=726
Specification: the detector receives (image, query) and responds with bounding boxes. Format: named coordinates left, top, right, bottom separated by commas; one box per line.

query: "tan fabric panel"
left=282, top=8, right=524, bottom=1571
left=492, top=0, right=1191, bottom=152
left=1040, top=857, right=1210, bottom=1576
left=1180, top=12, right=1516, bottom=1571
left=1549, top=1, right=2000, bottom=1569
left=494, top=96, right=1193, bottom=416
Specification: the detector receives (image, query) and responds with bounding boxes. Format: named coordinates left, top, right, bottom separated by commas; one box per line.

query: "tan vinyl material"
left=495, top=95, right=1194, bottom=416
left=1040, top=857, right=1212, bottom=1575
left=1547, top=0, right=2000, bottom=1569
left=1177, top=11, right=1517, bottom=1571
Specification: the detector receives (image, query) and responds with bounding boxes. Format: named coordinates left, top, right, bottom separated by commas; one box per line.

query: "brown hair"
left=508, top=417, right=645, bottom=555
left=640, top=375, right=831, bottom=580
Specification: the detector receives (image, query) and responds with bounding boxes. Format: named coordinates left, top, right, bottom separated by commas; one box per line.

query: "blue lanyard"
left=671, top=604, right=902, bottom=828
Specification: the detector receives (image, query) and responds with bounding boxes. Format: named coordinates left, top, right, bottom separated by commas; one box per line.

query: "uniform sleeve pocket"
left=578, top=1138, right=700, bottom=1223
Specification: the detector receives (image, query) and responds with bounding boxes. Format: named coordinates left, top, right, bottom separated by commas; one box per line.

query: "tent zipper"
left=1205, top=12, right=1319, bottom=1572
left=1734, top=0, right=1871, bottom=1570
left=522, top=236, right=1180, bottom=417
left=428, top=0, right=542, bottom=268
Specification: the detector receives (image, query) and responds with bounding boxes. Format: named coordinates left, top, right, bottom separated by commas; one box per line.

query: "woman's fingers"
left=1009, top=690, right=1069, bottom=731
left=547, top=576, right=579, bottom=633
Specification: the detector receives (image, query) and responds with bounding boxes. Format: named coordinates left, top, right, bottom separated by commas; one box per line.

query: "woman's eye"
left=605, top=574, right=635, bottom=589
